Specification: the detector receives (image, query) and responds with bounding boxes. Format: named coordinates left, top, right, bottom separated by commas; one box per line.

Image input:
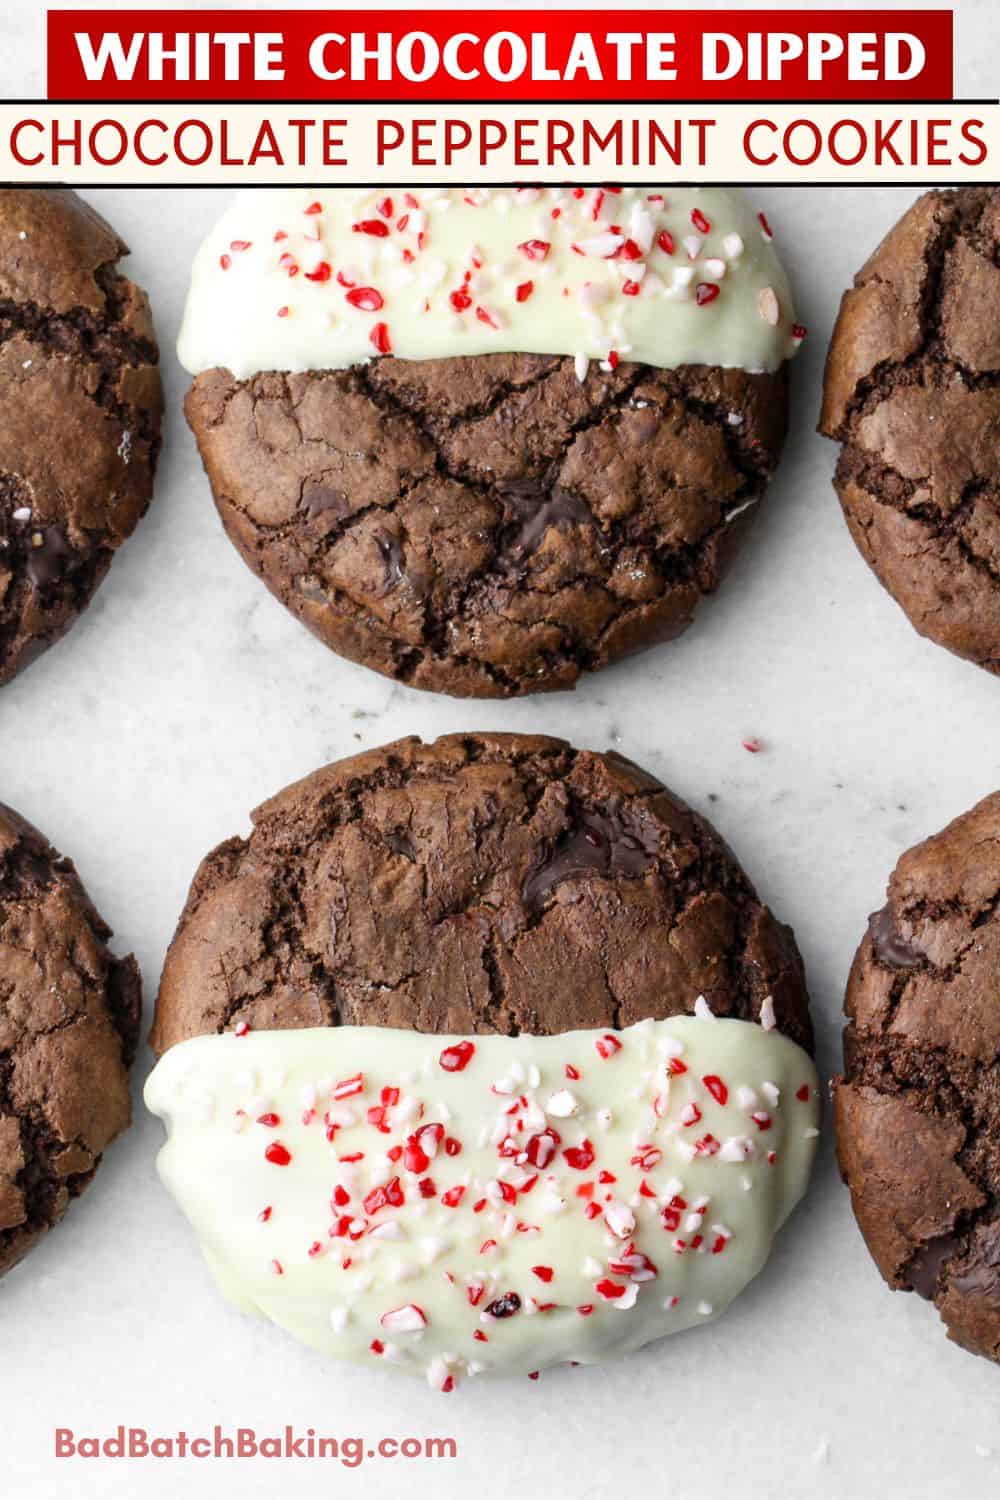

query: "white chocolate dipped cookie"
left=177, top=192, right=803, bottom=697
left=148, top=734, right=820, bottom=1386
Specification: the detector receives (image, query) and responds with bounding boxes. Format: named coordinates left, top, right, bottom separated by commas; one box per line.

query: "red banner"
left=46, top=10, right=955, bottom=101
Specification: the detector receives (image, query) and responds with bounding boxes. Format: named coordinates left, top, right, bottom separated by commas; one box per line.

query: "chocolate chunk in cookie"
left=0, top=189, right=162, bottom=686
left=0, top=802, right=141, bottom=1278
left=152, top=732, right=812, bottom=1056
left=820, top=188, right=1000, bottom=675
left=835, top=792, right=1000, bottom=1363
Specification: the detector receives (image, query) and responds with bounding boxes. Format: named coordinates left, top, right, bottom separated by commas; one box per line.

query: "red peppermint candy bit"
left=584, top=1201, right=602, bottom=1221
left=380, top=1304, right=427, bottom=1333
left=403, top=1135, right=430, bottom=1174
left=702, top=1075, right=728, bottom=1106
left=234, top=1020, right=250, bottom=1036
left=622, top=280, right=641, bottom=297
left=439, top=1040, right=475, bottom=1072
left=276, top=306, right=290, bottom=319
left=680, top=1103, right=702, bottom=1128
left=595, top=1033, right=622, bottom=1060
left=638, top=1180, right=657, bottom=1200
left=444, top=1136, right=462, bottom=1157
left=264, top=1142, right=292, bottom=1167
left=662, top=1194, right=687, bottom=1232
left=332, top=1185, right=350, bottom=1208
left=690, top=1233, right=704, bottom=1251
left=598, top=1169, right=617, bottom=1184
left=230, top=240, right=251, bottom=252
left=304, top=201, right=323, bottom=215
left=564, top=1140, right=595, bottom=1171
left=346, top=286, right=384, bottom=311
left=370, top=1339, right=384, bottom=1355
left=219, top=254, right=231, bottom=271
left=767, top=1150, right=777, bottom=1164
left=796, top=1083, right=811, bottom=1102
left=792, top=322, right=808, bottom=339
left=258, top=1205, right=272, bottom=1223
left=606, top=350, right=620, bottom=370
left=338, top=1151, right=364, bottom=1163
left=577, top=1303, right=595, bottom=1316
left=759, top=211, right=774, bottom=240
left=576, top=1181, right=594, bottom=1199
left=353, top=219, right=390, bottom=237
left=711, top=1234, right=729, bottom=1255
left=386, top=1145, right=402, bottom=1162
left=475, top=305, right=501, bottom=330
left=404, top=192, right=420, bottom=209
left=752, top=1111, right=773, bottom=1132
left=518, top=238, right=551, bottom=261
left=668, top=1057, right=688, bottom=1075
left=630, top=1145, right=661, bottom=1172
left=743, top=737, right=762, bottom=753
left=516, top=281, right=534, bottom=303
left=278, top=252, right=299, bottom=277
left=528, top=1370, right=539, bottom=1379
left=691, top=208, right=712, bottom=233
left=657, top=229, right=675, bottom=255
left=696, top=283, right=721, bottom=307
left=370, top=322, right=392, bottom=354
left=305, top=261, right=332, bottom=283
left=618, top=238, right=643, bottom=261
left=367, top=1105, right=391, bottom=1133
left=441, top=1185, right=466, bottom=1208
left=308, top=1241, right=323, bottom=1258
left=336, top=269, right=357, bottom=289
left=532, top=1266, right=554, bottom=1283
left=364, top=1176, right=404, bottom=1215
left=565, top=1064, right=581, bottom=1082
left=467, top=1283, right=485, bottom=1307
left=695, top=1133, right=721, bottom=1157
left=273, top=231, right=288, bottom=242
left=418, top=1178, right=437, bottom=1199
left=377, top=196, right=394, bottom=218
left=595, top=1278, right=627, bottom=1301
left=333, top=1072, right=364, bottom=1100
left=473, top=1330, right=488, bottom=1343
left=479, top=1239, right=497, bottom=1255
left=256, top=1112, right=281, bottom=1128
left=524, top=1128, right=561, bottom=1168
left=449, top=288, right=472, bottom=313
left=270, top=1259, right=284, bottom=1276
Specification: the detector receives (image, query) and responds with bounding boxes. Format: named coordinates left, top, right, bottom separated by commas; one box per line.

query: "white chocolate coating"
left=145, top=1016, right=819, bottom=1388
left=177, top=187, right=802, bottom=381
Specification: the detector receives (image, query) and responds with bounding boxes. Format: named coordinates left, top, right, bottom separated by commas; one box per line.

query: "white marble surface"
left=4, top=2, right=1000, bottom=1498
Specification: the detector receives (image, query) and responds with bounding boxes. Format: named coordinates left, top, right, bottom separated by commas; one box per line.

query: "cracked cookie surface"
left=835, top=792, right=1000, bottom=1363
left=0, top=189, right=162, bottom=686
left=185, top=355, right=787, bottom=697
left=0, top=802, right=141, bottom=1278
left=151, top=732, right=812, bottom=1058
left=819, top=187, right=1000, bottom=674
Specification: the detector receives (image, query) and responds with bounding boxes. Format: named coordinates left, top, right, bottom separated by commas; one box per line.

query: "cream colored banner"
left=0, top=102, right=995, bottom=183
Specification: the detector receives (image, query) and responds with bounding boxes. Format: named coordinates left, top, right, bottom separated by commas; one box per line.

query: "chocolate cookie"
left=835, top=792, right=1000, bottom=1363
left=0, top=802, right=141, bottom=1278
left=0, top=189, right=162, bottom=686
left=151, top=732, right=811, bottom=1056
left=179, top=188, right=802, bottom=697
left=820, top=188, right=1000, bottom=674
